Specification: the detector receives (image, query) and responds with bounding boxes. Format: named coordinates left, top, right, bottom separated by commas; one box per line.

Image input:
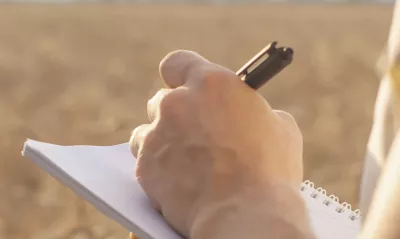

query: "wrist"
left=190, top=180, right=315, bottom=239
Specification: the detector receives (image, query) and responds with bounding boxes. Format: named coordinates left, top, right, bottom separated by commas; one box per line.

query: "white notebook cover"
left=22, top=139, right=361, bottom=239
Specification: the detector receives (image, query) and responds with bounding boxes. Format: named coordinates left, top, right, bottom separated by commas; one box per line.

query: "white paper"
left=300, top=184, right=361, bottom=239
left=22, top=139, right=182, bottom=239
left=22, top=139, right=361, bottom=239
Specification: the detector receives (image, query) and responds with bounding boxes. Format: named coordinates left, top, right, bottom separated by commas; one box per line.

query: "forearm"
left=190, top=182, right=316, bottom=239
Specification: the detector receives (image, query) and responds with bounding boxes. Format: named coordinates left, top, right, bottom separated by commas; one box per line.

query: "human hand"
left=130, top=50, right=314, bottom=239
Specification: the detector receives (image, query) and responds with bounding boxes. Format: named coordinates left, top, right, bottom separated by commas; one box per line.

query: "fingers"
left=159, top=50, right=212, bottom=88
left=147, top=88, right=171, bottom=122
left=129, top=124, right=152, bottom=158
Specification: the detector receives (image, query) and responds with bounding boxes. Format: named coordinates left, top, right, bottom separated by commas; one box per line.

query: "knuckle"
left=148, top=89, right=170, bottom=109
left=129, top=137, right=136, bottom=154
left=129, top=124, right=154, bottom=157
left=141, top=128, right=157, bottom=149
left=129, top=138, right=140, bottom=158
left=158, top=90, right=187, bottom=118
left=129, top=125, right=144, bottom=154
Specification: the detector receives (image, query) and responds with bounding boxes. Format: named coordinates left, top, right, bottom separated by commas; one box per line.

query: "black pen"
left=236, top=42, right=294, bottom=90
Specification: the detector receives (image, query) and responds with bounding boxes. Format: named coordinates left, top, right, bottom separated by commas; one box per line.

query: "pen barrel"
left=243, top=48, right=293, bottom=90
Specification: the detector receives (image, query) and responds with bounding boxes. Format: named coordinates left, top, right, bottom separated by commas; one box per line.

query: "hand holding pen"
left=128, top=43, right=309, bottom=239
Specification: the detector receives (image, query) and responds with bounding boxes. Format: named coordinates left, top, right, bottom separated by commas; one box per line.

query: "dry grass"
left=0, top=4, right=393, bottom=239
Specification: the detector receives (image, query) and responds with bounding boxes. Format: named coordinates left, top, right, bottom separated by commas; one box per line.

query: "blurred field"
left=0, top=3, right=393, bottom=239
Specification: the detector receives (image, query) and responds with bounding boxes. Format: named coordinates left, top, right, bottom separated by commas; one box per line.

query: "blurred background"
left=0, top=1, right=395, bottom=239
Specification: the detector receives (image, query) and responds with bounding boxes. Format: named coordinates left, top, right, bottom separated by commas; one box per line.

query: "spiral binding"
left=301, top=180, right=362, bottom=221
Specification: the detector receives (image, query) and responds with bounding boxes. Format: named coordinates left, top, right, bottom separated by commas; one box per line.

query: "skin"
left=129, top=50, right=400, bottom=239
left=128, top=4, right=400, bottom=237
left=129, top=50, right=316, bottom=239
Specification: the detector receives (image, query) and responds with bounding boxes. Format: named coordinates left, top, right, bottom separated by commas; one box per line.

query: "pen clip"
left=237, top=41, right=293, bottom=90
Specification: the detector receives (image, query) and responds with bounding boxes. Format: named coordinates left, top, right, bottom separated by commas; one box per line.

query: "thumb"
left=159, top=50, right=211, bottom=88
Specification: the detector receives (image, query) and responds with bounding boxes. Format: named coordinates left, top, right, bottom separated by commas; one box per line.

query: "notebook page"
left=22, top=139, right=362, bottom=239
left=22, top=139, right=182, bottom=239
left=300, top=181, right=361, bottom=239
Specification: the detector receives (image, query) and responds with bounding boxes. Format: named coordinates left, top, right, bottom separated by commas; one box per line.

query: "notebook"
left=22, top=139, right=362, bottom=239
